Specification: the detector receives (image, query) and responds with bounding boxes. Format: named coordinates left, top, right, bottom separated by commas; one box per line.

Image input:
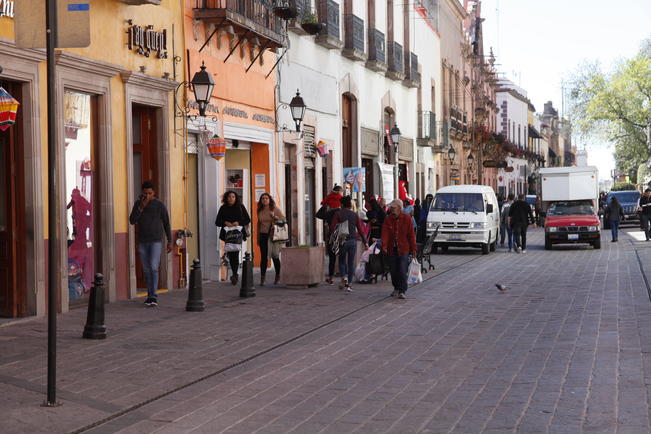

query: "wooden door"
left=132, top=105, right=158, bottom=290
left=0, top=81, right=25, bottom=317
left=342, top=95, right=353, bottom=168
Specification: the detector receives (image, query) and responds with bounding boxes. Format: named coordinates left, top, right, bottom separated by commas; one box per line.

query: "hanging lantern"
left=206, top=134, right=226, bottom=160
left=316, top=140, right=329, bottom=157
left=0, top=87, right=20, bottom=131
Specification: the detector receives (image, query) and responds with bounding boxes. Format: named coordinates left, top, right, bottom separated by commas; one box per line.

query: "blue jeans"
left=138, top=241, right=163, bottom=299
left=389, top=253, right=410, bottom=293
left=500, top=223, right=513, bottom=249
left=338, top=239, right=357, bottom=283
left=610, top=221, right=619, bottom=240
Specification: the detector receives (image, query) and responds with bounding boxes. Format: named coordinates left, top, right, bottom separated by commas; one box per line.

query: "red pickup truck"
left=544, top=200, right=601, bottom=250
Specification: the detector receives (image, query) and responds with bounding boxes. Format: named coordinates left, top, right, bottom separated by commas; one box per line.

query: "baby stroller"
left=417, top=225, right=439, bottom=274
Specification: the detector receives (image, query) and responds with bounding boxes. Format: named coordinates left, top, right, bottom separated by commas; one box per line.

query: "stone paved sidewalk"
left=0, top=247, right=472, bottom=433
left=4, top=228, right=651, bottom=433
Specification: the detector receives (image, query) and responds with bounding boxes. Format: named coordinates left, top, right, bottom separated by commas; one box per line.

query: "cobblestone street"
left=3, top=228, right=651, bottom=433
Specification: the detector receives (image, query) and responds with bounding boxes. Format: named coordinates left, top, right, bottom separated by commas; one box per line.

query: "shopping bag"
left=223, top=226, right=243, bottom=244
left=271, top=221, right=289, bottom=243
left=354, top=263, right=366, bottom=282
left=407, top=258, right=422, bottom=285
left=315, top=205, right=328, bottom=220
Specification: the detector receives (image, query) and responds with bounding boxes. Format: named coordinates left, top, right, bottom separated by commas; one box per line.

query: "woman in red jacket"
left=321, top=185, right=343, bottom=209
left=381, top=199, right=417, bottom=299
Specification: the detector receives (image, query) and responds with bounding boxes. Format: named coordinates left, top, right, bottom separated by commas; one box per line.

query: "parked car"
left=603, top=190, right=640, bottom=229
left=426, top=185, right=500, bottom=255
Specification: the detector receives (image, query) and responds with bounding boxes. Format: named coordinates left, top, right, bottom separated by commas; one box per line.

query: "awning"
left=528, top=124, right=543, bottom=139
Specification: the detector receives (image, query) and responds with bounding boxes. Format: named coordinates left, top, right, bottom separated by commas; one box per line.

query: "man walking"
left=639, top=188, right=651, bottom=241
left=500, top=193, right=514, bottom=251
left=129, top=181, right=173, bottom=306
left=509, top=194, right=535, bottom=253
left=330, top=196, right=368, bottom=291
left=381, top=199, right=417, bottom=299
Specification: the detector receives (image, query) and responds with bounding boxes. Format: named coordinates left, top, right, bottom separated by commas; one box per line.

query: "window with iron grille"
left=318, top=0, right=340, bottom=40
left=422, top=111, right=436, bottom=139
left=388, top=41, right=403, bottom=73
left=303, top=125, right=316, bottom=157
left=344, top=14, right=364, bottom=52
left=408, top=52, right=419, bottom=81
left=368, top=28, right=385, bottom=63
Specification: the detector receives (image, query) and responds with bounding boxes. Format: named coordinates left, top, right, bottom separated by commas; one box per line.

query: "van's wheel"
left=489, top=233, right=496, bottom=251
left=593, top=238, right=601, bottom=249
left=481, top=243, right=490, bottom=255
left=544, top=236, right=552, bottom=250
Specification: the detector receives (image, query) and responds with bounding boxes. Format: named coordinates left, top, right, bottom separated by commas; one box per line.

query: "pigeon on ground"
left=495, top=283, right=509, bottom=292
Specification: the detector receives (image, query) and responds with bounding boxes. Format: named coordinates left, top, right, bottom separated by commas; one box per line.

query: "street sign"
left=14, top=0, right=90, bottom=48
left=483, top=160, right=498, bottom=168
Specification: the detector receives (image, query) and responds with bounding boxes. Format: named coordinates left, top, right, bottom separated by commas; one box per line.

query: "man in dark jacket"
left=639, top=188, right=651, bottom=241
left=330, top=196, right=368, bottom=291
left=509, top=194, right=535, bottom=254
left=382, top=199, right=417, bottom=299
left=129, top=181, right=172, bottom=306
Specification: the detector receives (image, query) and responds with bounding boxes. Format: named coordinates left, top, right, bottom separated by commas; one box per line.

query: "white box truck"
left=539, top=166, right=601, bottom=250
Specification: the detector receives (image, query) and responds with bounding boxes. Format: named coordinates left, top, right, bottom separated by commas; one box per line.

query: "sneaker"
left=522, top=249, right=527, bottom=254
left=516, top=246, right=522, bottom=253
left=344, top=285, right=353, bottom=292
left=398, top=292, right=406, bottom=299
left=339, top=278, right=348, bottom=289
left=391, top=290, right=399, bottom=297
left=325, top=277, right=334, bottom=285
left=144, top=298, right=153, bottom=306
left=149, top=299, right=158, bottom=307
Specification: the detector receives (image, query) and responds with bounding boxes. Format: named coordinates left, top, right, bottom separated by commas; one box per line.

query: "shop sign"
left=223, top=107, right=248, bottom=119
left=482, top=159, right=498, bottom=168
left=252, top=114, right=273, bottom=124
left=0, top=0, right=14, bottom=18
left=188, top=100, right=219, bottom=114
left=127, top=22, right=168, bottom=58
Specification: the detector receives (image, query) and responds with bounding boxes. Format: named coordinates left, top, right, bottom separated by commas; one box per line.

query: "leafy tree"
left=568, top=38, right=651, bottom=177
left=611, top=182, right=637, bottom=191
left=637, top=163, right=651, bottom=188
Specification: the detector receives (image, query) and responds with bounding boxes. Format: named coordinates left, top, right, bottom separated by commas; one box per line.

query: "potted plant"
left=273, top=1, right=299, bottom=20
left=300, top=12, right=324, bottom=35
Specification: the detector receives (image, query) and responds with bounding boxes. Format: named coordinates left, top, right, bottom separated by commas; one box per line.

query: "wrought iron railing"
left=318, top=0, right=340, bottom=40
left=344, top=14, right=364, bottom=52
left=367, top=28, right=385, bottom=63
left=406, top=51, right=419, bottom=81
left=195, top=0, right=282, bottom=34
left=421, top=111, right=436, bottom=140
left=388, top=41, right=403, bottom=74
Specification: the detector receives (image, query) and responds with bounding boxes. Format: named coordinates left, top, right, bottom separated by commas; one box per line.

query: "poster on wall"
left=343, top=167, right=366, bottom=193
left=377, top=163, right=395, bottom=201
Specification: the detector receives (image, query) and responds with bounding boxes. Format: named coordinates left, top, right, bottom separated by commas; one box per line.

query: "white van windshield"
left=431, top=193, right=484, bottom=212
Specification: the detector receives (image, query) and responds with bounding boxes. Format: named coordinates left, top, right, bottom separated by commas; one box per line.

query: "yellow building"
left=0, top=0, right=187, bottom=317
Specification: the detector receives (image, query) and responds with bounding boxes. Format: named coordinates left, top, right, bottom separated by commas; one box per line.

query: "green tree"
left=568, top=38, right=651, bottom=177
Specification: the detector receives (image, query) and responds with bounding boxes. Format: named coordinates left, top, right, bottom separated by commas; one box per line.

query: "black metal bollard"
left=82, top=273, right=107, bottom=339
left=239, top=252, right=256, bottom=298
left=186, top=258, right=205, bottom=312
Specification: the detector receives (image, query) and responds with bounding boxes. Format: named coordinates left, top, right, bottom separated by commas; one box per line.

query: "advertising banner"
left=343, top=167, right=366, bottom=193
left=377, top=162, right=395, bottom=200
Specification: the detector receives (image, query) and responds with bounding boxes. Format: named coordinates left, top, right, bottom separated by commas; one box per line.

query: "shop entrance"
left=132, top=105, right=159, bottom=291
left=0, top=81, right=25, bottom=317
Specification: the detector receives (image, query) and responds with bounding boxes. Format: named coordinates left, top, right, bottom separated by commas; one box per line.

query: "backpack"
left=328, top=219, right=349, bottom=256
left=500, top=202, right=511, bottom=224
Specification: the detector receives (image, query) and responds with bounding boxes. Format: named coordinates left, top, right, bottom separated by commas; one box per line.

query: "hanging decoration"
left=316, top=140, right=329, bottom=157
left=206, top=134, right=226, bottom=160
left=0, top=87, right=20, bottom=131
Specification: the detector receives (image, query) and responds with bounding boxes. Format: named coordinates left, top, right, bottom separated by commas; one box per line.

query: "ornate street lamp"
left=390, top=124, right=402, bottom=149
left=191, top=62, right=215, bottom=117
left=448, top=146, right=456, bottom=164
left=467, top=152, right=475, bottom=169
left=390, top=124, right=402, bottom=200
left=289, top=90, right=306, bottom=132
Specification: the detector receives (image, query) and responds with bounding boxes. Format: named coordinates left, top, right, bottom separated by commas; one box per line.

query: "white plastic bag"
left=407, top=258, right=422, bottom=285
left=354, top=263, right=366, bottom=282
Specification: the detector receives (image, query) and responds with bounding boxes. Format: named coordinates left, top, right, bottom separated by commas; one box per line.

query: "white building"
left=496, top=79, right=529, bottom=197
left=276, top=0, right=442, bottom=245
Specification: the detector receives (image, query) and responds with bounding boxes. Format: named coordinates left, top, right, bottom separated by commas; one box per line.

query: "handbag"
left=315, top=205, right=328, bottom=220
left=368, top=254, right=384, bottom=275
left=271, top=221, right=289, bottom=243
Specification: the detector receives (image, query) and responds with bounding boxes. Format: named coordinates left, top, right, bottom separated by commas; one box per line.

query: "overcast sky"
left=480, top=0, right=651, bottom=180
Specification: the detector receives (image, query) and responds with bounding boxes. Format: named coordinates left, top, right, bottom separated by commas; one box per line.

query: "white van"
left=426, top=185, right=500, bottom=254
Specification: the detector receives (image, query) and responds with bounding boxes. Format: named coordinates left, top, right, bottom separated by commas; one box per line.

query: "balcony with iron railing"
left=403, top=51, right=420, bottom=88
left=417, top=111, right=445, bottom=152
left=386, top=41, right=404, bottom=81
left=366, top=28, right=386, bottom=72
left=342, top=14, right=366, bottom=62
left=315, top=0, right=343, bottom=49
left=194, top=0, right=284, bottom=48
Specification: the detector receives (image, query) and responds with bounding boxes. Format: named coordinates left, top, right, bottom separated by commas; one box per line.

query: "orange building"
left=182, top=1, right=283, bottom=281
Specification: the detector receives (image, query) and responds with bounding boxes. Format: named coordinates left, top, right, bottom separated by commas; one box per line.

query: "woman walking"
left=366, top=197, right=385, bottom=241
left=329, top=196, right=368, bottom=291
left=605, top=196, right=624, bottom=242
left=257, top=193, right=285, bottom=286
left=215, top=191, right=251, bottom=284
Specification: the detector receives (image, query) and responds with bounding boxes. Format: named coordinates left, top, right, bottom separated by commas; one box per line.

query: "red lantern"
left=207, top=134, right=226, bottom=160
left=0, top=87, right=20, bottom=131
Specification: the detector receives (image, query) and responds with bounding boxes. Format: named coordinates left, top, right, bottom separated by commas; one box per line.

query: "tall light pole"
left=390, top=124, right=401, bottom=200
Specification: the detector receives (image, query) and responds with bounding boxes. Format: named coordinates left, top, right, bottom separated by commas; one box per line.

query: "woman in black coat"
left=215, top=191, right=251, bottom=284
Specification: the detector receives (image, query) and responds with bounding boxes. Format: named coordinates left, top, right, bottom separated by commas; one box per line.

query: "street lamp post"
left=289, top=90, right=306, bottom=133
left=390, top=124, right=401, bottom=200
left=467, top=153, right=474, bottom=183
left=190, top=62, right=215, bottom=117
left=448, top=146, right=456, bottom=185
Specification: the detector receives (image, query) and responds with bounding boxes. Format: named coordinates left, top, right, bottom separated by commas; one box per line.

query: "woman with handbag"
left=257, top=193, right=286, bottom=286
left=215, top=191, right=251, bottom=285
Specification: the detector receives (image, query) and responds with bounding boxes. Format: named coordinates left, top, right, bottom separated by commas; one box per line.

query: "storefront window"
left=64, top=90, right=95, bottom=303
